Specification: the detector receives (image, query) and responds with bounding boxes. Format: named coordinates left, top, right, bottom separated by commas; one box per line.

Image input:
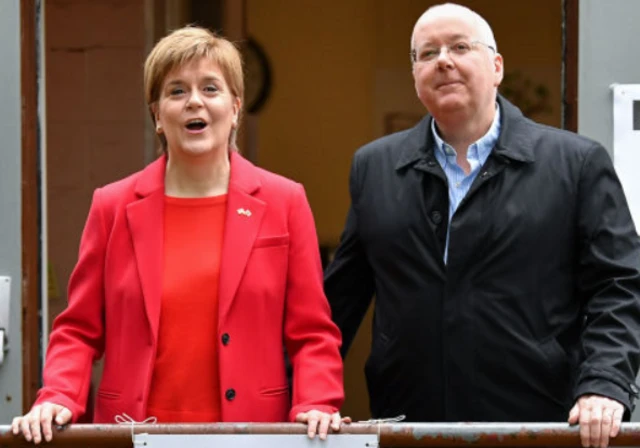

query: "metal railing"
left=3, top=423, right=640, bottom=447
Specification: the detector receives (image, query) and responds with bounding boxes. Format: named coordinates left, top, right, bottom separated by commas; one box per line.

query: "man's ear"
left=493, top=53, right=504, bottom=87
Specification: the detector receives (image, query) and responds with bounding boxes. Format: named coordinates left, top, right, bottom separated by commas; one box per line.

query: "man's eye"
left=453, top=42, right=471, bottom=52
left=421, top=49, right=438, bottom=59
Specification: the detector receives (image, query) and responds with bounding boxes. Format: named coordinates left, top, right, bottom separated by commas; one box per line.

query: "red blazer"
left=35, top=152, right=344, bottom=423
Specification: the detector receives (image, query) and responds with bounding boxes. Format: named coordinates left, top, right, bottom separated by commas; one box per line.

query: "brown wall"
left=246, top=0, right=377, bottom=245
left=46, top=0, right=148, bottom=321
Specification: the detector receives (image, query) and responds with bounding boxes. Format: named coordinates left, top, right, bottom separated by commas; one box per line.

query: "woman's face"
left=155, top=57, right=241, bottom=159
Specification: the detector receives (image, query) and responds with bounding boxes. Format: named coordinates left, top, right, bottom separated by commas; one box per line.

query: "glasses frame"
left=410, top=40, right=496, bottom=64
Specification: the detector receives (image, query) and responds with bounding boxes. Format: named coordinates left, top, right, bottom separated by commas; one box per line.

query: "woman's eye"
left=204, top=85, right=218, bottom=92
left=170, top=88, right=185, bottom=95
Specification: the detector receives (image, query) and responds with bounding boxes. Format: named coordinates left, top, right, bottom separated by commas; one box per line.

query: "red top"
left=146, top=194, right=227, bottom=422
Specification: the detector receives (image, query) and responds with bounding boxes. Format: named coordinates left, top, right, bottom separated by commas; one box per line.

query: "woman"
left=13, top=26, right=344, bottom=443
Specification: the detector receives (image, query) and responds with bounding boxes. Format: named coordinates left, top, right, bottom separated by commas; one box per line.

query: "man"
left=324, top=3, right=640, bottom=448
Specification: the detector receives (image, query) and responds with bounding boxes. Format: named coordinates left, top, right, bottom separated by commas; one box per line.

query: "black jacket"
left=325, top=97, right=640, bottom=422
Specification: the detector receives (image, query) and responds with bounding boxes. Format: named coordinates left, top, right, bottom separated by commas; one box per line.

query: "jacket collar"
left=228, top=150, right=262, bottom=195
left=493, top=95, right=535, bottom=163
left=395, top=95, right=535, bottom=171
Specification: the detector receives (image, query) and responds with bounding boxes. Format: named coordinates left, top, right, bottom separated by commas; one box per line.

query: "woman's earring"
left=156, top=124, right=162, bottom=133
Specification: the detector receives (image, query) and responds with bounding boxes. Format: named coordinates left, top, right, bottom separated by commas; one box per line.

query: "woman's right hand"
left=11, top=402, right=72, bottom=444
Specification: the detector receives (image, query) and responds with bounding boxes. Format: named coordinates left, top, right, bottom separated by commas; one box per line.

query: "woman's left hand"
left=295, top=411, right=351, bottom=440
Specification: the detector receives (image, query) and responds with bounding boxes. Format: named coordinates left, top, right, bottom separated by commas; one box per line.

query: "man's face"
left=411, top=13, right=503, bottom=120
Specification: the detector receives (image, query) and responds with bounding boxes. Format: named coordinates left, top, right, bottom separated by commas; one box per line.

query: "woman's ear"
left=233, top=97, right=242, bottom=124
left=150, top=104, right=162, bottom=132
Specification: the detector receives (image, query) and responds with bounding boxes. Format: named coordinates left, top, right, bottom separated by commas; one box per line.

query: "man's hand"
left=11, top=402, right=72, bottom=444
left=295, top=410, right=351, bottom=440
left=568, top=395, right=624, bottom=448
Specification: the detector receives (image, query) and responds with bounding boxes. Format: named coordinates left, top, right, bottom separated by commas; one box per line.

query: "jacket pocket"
left=254, top=235, right=290, bottom=248
left=259, top=385, right=290, bottom=396
left=96, top=389, right=121, bottom=400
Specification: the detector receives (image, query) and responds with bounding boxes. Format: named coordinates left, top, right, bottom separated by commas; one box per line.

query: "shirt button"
left=430, top=211, right=443, bottom=225
left=455, top=182, right=461, bottom=187
left=225, top=388, right=236, bottom=401
left=221, top=333, right=230, bottom=345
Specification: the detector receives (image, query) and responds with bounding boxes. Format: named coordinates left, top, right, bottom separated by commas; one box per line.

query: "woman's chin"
left=170, top=144, right=226, bottom=159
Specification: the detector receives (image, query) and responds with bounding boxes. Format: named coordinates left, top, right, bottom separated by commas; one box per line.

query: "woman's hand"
left=11, top=402, right=72, bottom=444
left=295, top=410, right=352, bottom=440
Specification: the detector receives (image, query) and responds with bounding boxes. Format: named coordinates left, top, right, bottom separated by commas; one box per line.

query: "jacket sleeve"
left=324, top=152, right=375, bottom=357
left=284, top=183, right=344, bottom=421
left=574, top=143, right=640, bottom=414
left=34, top=189, right=107, bottom=421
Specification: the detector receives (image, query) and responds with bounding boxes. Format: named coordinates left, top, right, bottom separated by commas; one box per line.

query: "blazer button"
left=426, top=158, right=437, bottom=167
left=225, top=388, right=236, bottom=401
left=221, top=333, right=230, bottom=345
left=430, top=210, right=443, bottom=224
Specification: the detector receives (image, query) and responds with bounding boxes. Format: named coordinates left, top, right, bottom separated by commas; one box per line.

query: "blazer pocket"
left=253, top=235, right=290, bottom=248
left=97, top=389, right=121, bottom=400
left=259, top=385, right=290, bottom=396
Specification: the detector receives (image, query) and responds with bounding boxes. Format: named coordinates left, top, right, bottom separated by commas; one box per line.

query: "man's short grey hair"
left=411, top=3, right=497, bottom=53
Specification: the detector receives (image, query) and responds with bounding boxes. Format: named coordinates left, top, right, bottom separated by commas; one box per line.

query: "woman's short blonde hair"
left=144, top=26, right=244, bottom=151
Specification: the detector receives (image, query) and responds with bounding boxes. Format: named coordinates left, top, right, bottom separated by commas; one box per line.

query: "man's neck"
left=434, top=105, right=497, bottom=157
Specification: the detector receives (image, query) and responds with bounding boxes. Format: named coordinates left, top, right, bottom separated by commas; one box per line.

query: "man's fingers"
left=579, top=407, right=591, bottom=448
left=568, top=403, right=580, bottom=424
left=611, top=407, right=624, bottom=438
left=589, top=405, right=602, bottom=448
left=600, top=407, right=613, bottom=448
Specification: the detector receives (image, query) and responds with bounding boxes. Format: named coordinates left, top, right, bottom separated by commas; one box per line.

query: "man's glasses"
left=411, top=40, right=496, bottom=64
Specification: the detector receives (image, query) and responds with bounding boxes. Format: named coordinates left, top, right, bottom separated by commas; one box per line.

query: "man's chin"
left=431, top=97, right=467, bottom=115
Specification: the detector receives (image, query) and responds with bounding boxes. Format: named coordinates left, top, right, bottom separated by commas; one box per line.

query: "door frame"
left=21, top=0, right=43, bottom=412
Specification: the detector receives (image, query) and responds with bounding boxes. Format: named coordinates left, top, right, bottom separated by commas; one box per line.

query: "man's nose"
left=435, top=46, right=454, bottom=67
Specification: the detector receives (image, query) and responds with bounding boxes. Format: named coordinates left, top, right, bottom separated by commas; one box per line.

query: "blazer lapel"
left=218, top=152, right=265, bottom=324
left=126, top=156, right=166, bottom=342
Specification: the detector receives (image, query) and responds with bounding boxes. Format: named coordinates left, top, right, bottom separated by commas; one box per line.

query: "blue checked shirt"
left=432, top=105, right=501, bottom=263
